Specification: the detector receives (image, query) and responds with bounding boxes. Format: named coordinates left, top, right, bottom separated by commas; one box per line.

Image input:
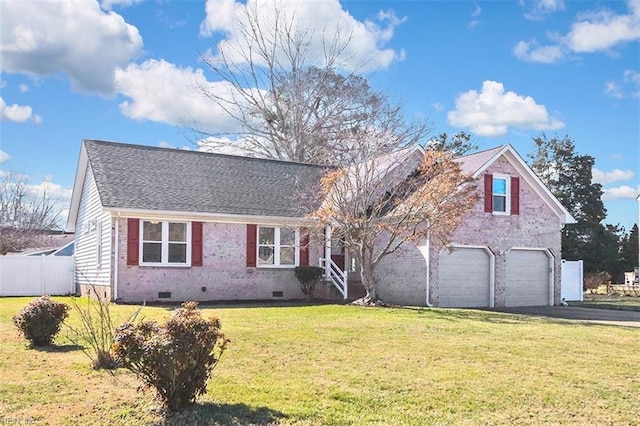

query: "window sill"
left=256, top=264, right=298, bottom=269
left=138, top=263, right=192, bottom=268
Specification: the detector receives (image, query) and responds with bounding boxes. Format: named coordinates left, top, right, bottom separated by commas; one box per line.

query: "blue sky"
left=1, top=0, right=639, bottom=230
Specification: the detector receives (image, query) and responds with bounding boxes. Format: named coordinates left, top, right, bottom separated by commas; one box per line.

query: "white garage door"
left=506, top=250, right=551, bottom=306
left=438, top=247, right=491, bottom=308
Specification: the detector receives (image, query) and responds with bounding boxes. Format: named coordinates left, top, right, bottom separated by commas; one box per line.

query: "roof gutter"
left=102, top=207, right=316, bottom=227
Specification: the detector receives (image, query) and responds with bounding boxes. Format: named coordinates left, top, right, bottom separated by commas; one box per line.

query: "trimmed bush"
left=294, top=266, right=324, bottom=300
left=13, top=295, right=70, bottom=347
left=112, top=301, right=228, bottom=411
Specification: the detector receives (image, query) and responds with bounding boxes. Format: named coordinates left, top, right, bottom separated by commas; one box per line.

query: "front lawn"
left=1, top=297, right=638, bottom=425
left=571, top=294, right=640, bottom=312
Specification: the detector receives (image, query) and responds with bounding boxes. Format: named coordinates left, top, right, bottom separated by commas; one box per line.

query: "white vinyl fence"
left=0, top=256, right=75, bottom=296
left=561, top=259, right=584, bottom=302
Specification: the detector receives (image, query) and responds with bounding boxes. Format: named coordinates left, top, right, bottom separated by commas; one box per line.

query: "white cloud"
left=197, top=136, right=255, bottom=156
left=523, top=0, right=565, bottom=21
left=0, top=0, right=143, bottom=95
left=468, top=4, right=482, bottom=28
left=566, top=3, right=640, bottom=53
left=593, top=167, right=635, bottom=184
left=604, top=81, right=624, bottom=98
left=472, top=4, right=482, bottom=18
left=602, top=184, right=640, bottom=200
left=0, top=150, right=9, bottom=164
left=0, top=96, right=41, bottom=123
left=199, top=0, right=406, bottom=73
left=100, top=0, right=145, bottom=10
left=513, top=39, right=564, bottom=63
left=25, top=178, right=73, bottom=225
left=604, top=69, right=640, bottom=99
left=26, top=179, right=72, bottom=200
left=447, top=80, right=564, bottom=137
left=515, top=0, right=640, bottom=63
left=18, top=84, right=28, bottom=93
left=114, top=59, right=244, bottom=134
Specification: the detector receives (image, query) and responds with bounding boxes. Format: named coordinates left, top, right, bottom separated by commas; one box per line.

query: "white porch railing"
left=319, top=257, right=348, bottom=299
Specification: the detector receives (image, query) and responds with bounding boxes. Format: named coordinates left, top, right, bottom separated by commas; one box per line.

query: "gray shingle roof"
left=456, top=145, right=506, bottom=175
left=84, top=139, right=329, bottom=217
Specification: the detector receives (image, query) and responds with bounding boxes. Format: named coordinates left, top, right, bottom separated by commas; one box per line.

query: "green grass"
left=571, top=294, right=640, bottom=311
left=1, top=296, right=639, bottom=425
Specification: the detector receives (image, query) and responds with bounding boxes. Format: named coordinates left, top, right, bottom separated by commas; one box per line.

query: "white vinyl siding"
left=74, top=164, right=112, bottom=289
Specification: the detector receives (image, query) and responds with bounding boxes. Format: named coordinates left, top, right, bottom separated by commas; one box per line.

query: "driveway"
left=487, top=306, right=640, bottom=327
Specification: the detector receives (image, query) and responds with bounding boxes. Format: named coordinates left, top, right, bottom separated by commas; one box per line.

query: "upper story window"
left=492, top=176, right=509, bottom=214
left=484, top=173, right=519, bottom=216
left=140, top=220, right=190, bottom=266
left=258, top=226, right=298, bottom=267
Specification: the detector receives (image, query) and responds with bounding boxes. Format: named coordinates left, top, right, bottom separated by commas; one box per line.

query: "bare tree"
left=314, top=137, right=478, bottom=304
left=198, top=1, right=417, bottom=165
left=0, top=173, right=62, bottom=255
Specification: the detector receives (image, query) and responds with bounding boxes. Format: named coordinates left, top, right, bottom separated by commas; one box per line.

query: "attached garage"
left=437, top=246, right=493, bottom=308
left=505, top=249, right=552, bottom=306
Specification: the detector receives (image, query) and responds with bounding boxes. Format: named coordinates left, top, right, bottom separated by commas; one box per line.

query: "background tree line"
left=529, top=133, right=638, bottom=283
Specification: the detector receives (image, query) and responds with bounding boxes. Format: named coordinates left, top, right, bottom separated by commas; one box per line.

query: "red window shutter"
left=127, top=218, right=139, bottom=266
left=300, top=228, right=309, bottom=266
left=246, top=224, right=257, bottom=267
left=484, top=174, right=493, bottom=213
left=191, top=221, right=203, bottom=266
left=511, top=176, right=520, bottom=215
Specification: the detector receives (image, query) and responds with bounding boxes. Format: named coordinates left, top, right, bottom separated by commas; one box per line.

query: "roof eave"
left=65, top=142, right=89, bottom=233
left=473, top=144, right=577, bottom=225
left=103, top=207, right=316, bottom=226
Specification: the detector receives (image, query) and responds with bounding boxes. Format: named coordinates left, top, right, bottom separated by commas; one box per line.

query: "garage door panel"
left=438, top=247, right=490, bottom=308
left=506, top=250, right=550, bottom=307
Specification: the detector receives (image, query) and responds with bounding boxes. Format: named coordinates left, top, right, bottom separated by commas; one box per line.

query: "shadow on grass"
left=32, top=343, right=84, bottom=353
left=162, top=402, right=288, bottom=426
left=421, top=307, right=531, bottom=325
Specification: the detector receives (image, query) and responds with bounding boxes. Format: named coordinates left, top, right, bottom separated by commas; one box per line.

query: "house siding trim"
left=102, top=207, right=314, bottom=227
left=74, top=163, right=112, bottom=299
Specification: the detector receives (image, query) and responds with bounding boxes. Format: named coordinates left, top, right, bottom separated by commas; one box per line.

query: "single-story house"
left=66, top=139, right=575, bottom=306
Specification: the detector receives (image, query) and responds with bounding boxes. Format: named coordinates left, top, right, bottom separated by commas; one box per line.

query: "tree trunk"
left=352, top=262, right=380, bottom=306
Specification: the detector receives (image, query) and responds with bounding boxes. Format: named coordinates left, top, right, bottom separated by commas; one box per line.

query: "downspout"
left=324, top=225, right=332, bottom=279
left=424, top=231, right=433, bottom=307
left=113, top=212, right=119, bottom=302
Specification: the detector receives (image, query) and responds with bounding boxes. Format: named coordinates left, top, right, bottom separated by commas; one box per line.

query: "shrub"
left=584, top=271, right=611, bottom=294
left=13, top=295, right=69, bottom=347
left=66, top=283, right=142, bottom=369
left=294, top=266, right=324, bottom=300
left=112, top=301, right=228, bottom=411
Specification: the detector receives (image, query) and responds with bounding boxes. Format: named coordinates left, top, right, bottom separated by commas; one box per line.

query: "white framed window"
left=140, top=220, right=191, bottom=266
left=257, top=226, right=299, bottom=267
left=492, top=175, right=510, bottom=215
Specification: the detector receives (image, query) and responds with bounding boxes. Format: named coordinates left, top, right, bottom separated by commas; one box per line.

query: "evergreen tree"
left=528, top=134, right=607, bottom=273
left=620, top=224, right=639, bottom=276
